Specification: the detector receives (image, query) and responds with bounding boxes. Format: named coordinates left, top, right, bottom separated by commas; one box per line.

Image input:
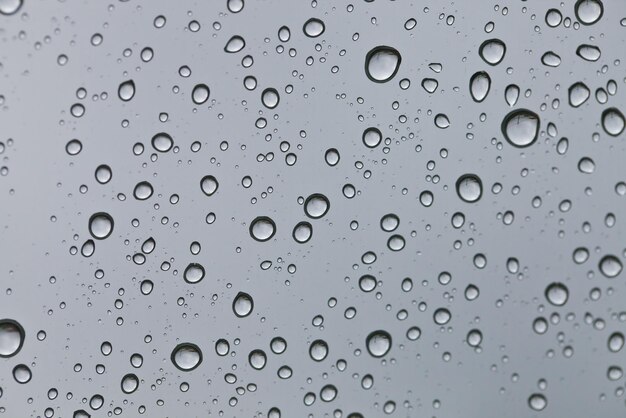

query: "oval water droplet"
left=0, top=0, right=23, bottom=15
left=366, top=330, right=391, bottom=357
left=303, top=18, right=325, bottom=38
left=151, top=132, right=173, bottom=152
left=233, top=292, right=254, bottom=317
left=183, top=263, right=205, bottom=284
left=575, top=0, right=603, bottom=25
left=365, top=46, right=401, bottom=83
left=248, top=349, right=267, bottom=370
left=309, top=339, right=329, bottom=361
left=504, top=84, right=520, bottom=107
left=192, top=84, right=210, bottom=105
left=121, top=374, right=139, bottom=394
left=599, top=255, right=622, bottom=278
left=608, top=332, right=624, bottom=352
left=576, top=44, right=601, bottom=62
left=601, top=108, right=625, bottom=136
left=224, top=35, right=245, bottom=53
left=479, top=39, right=506, bottom=66
left=545, top=282, right=569, bottom=306
left=501, top=109, right=540, bottom=148
left=133, top=181, right=153, bottom=200
left=292, top=221, right=313, bottom=243
left=12, top=364, right=31, bottom=384
left=528, top=393, right=547, bottom=411
left=469, top=71, right=491, bottom=102
left=171, top=343, right=202, bottom=371
left=118, top=80, right=135, bottom=101
left=200, top=175, right=219, bottom=196
left=261, top=88, right=279, bottom=109
left=456, top=174, right=482, bottom=203
left=304, top=193, right=330, bottom=219
left=541, top=51, right=561, bottom=67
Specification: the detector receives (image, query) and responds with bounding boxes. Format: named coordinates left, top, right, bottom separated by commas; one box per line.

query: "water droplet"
left=0, top=0, right=23, bottom=15
left=309, top=339, right=328, bottom=361
left=545, top=282, right=569, bottom=306
left=601, top=108, right=625, bottom=136
left=248, top=349, right=267, bottom=370
left=118, top=80, right=135, bottom=101
left=249, top=216, right=276, bottom=242
left=261, top=88, right=280, bottom=109
left=433, top=308, right=451, bottom=325
left=366, top=330, right=391, bottom=357
left=278, top=26, right=291, bottom=42
left=224, top=35, right=245, bottom=53
left=95, top=165, right=112, bottom=184
left=304, top=193, right=330, bottom=219
left=421, top=78, right=438, bottom=93
left=171, top=343, right=202, bottom=371
left=568, top=82, right=590, bottom=107
left=365, top=46, right=401, bottom=83
left=0, top=319, right=24, bottom=358
left=362, top=127, right=382, bottom=148
left=200, top=175, right=219, bottom=196
left=183, top=263, right=205, bottom=284
left=133, top=181, right=154, bottom=200
left=434, top=114, right=450, bottom=129
left=359, top=275, right=377, bottom=292
left=293, top=221, right=313, bottom=243
left=599, top=255, right=622, bottom=278
left=541, top=51, right=561, bottom=67
left=504, top=84, right=520, bottom=107
left=151, top=132, right=173, bottom=152
left=479, top=39, right=506, bottom=66
left=66, top=139, right=83, bottom=155
left=192, top=84, right=210, bottom=105
left=576, top=44, right=601, bottom=61
left=380, top=213, right=399, bottom=232
left=12, top=364, right=31, bottom=384
left=608, top=332, right=624, bottom=352
left=469, top=71, right=491, bottom=102
left=575, top=0, right=603, bottom=25
left=545, top=9, right=562, bottom=27
left=387, top=234, right=405, bottom=251
left=528, top=393, right=547, bottom=411
left=121, top=374, right=139, bottom=394
left=501, top=109, right=540, bottom=148
left=467, top=329, right=483, bottom=347
left=88, top=212, right=114, bottom=240
left=227, top=0, right=244, bottom=13
left=325, top=148, right=340, bottom=166
left=577, top=157, right=595, bottom=174
left=233, top=292, right=254, bottom=317
left=456, top=174, right=482, bottom=203
left=303, top=18, right=325, bottom=38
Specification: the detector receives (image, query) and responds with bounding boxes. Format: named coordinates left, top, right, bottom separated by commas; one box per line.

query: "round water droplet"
left=359, top=275, right=377, bottom=292
left=304, top=193, right=330, bottom=219
left=140, top=280, right=153, bottom=295
left=504, top=84, right=520, bottom=107
left=469, top=71, right=491, bottom=102
left=366, top=330, right=391, bottom=357
left=192, top=84, right=210, bottom=105
left=88, top=212, right=114, bottom=240
left=249, top=216, right=276, bottom=242
left=575, top=0, right=603, bottom=25
left=171, top=343, right=202, bottom=371
left=224, top=35, right=245, bottom=53
left=0, top=0, right=23, bottom=15
left=121, top=374, right=139, bottom=394
left=270, top=337, right=287, bottom=354
left=292, top=221, right=312, bottom=243
left=577, top=157, right=595, bottom=174
left=261, top=88, right=279, bottom=109
left=545, top=9, right=562, bottom=27
left=601, top=108, right=625, bottom=136
left=151, top=132, right=173, bottom=152
left=12, top=364, right=31, bottom=384
left=433, top=308, right=451, bottom=325
left=303, top=18, right=325, bottom=38
left=309, top=339, right=328, bottom=361
left=248, top=349, right=267, bottom=370
left=66, top=139, right=83, bottom=155
left=501, top=109, right=540, bottom=148
left=200, top=175, right=219, bottom=196
left=133, top=181, right=153, bottom=200
left=183, top=263, right=205, bottom=284
left=278, top=26, right=291, bottom=42
left=608, top=332, right=624, bottom=352
left=0, top=319, right=24, bottom=358
left=233, top=292, right=254, bottom=317
left=456, top=174, right=482, bottom=203
left=365, top=46, right=401, bottom=83
left=479, top=39, right=506, bottom=66
left=227, top=0, right=244, bottom=13
left=568, top=82, right=590, bottom=107
left=362, top=127, right=382, bottom=148
left=118, top=80, right=135, bottom=101
left=545, top=282, right=569, bottom=306
left=380, top=213, right=399, bottom=232
left=434, top=114, right=450, bottom=129
left=599, top=255, right=622, bottom=278
left=95, top=165, right=112, bottom=184
left=325, top=148, right=340, bottom=166
left=467, top=329, right=483, bottom=347
left=528, top=393, right=547, bottom=411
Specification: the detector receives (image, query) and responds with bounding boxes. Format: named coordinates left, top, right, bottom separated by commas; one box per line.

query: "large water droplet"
left=501, top=109, right=540, bottom=148
left=151, top=132, right=173, bottom=152
left=304, top=193, right=330, bottom=219
left=576, top=44, right=601, bottom=61
left=0, top=0, right=23, bottom=15
left=192, top=84, right=210, bottom=105
left=303, top=18, right=325, bottom=38
left=183, top=263, right=205, bottom=284
left=599, top=255, right=622, bottom=278
left=456, top=174, right=482, bottom=203
left=118, top=80, right=135, bottom=101
left=362, top=127, right=382, bottom=148
left=171, top=343, right=202, bottom=371
left=248, top=349, right=267, bottom=370
left=133, top=181, right=153, bottom=200
left=528, top=393, right=547, bottom=411
left=12, top=364, right=31, bottom=384
left=121, top=374, right=139, bottom=394
left=545, top=282, right=569, bottom=306
left=608, top=332, right=624, bottom=352
left=0, top=319, right=24, bottom=358
left=309, top=339, right=328, bottom=361
left=575, top=0, right=603, bottom=25
left=200, top=175, right=219, bottom=196
left=261, top=88, right=280, bottom=109
left=366, top=330, right=391, bottom=357
left=88, top=212, right=114, bottom=240
left=601, top=108, right=625, bottom=136
left=233, top=292, right=254, bottom=317
left=469, top=71, right=491, bottom=102
left=292, top=221, right=313, bottom=243
left=249, top=217, right=276, bottom=242
left=479, top=39, right=506, bottom=66
left=568, top=82, right=590, bottom=107
left=224, top=35, right=245, bottom=53
left=365, top=46, right=401, bottom=83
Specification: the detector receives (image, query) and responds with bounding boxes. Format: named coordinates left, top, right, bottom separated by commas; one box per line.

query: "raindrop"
left=227, top=0, right=244, bottom=13
left=250, top=217, right=276, bottom=242
left=183, top=263, right=205, bottom=284
left=545, top=282, right=569, bottom=306
left=121, top=374, right=139, bottom=394
left=325, top=148, right=340, bottom=166
left=541, top=51, right=561, bottom=67
left=568, top=82, right=590, bottom=107
left=309, top=339, right=328, bottom=361
left=133, top=181, right=153, bottom=200
left=95, top=165, right=112, bottom=184
left=192, top=84, right=210, bottom=105
left=501, top=109, right=540, bottom=148
left=576, top=44, right=601, bottom=62
left=293, top=222, right=313, bottom=243
left=545, top=9, right=562, bottom=27
left=365, top=46, right=402, bottom=83
left=151, top=132, right=173, bottom=152
left=303, top=18, right=325, bottom=38
left=469, top=71, right=491, bottom=102
left=12, top=364, right=31, bottom=384
left=88, top=212, right=114, bottom=240
left=0, top=0, right=23, bottom=15
left=433, top=308, right=451, bottom=325
left=261, top=88, right=280, bottom=109
left=380, top=213, right=399, bottom=232
left=456, top=174, right=482, bottom=203
left=224, top=35, right=245, bottom=53
left=304, top=193, right=330, bottom=219
left=233, top=292, right=254, bottom=317
left=434, top=114, right=450, bottom=129
left=0, top=319, right=25, bottom=358
left=366, top=330, right=392, bottom=357
left=362, top=127, right=382, bottom=148
left=599, top=255, right=622, bottom=278
left=171, top=343, right=202, bottom=371
left=608, top=332, right=624, bottom=352
left=528, top=394, right=547, bottom=411
left=575, top=0, right=603, bottom=25
left=200, top=175, right=219, bottom=196
left=118, top=80, right=135, bottom=101
left=601, top=108, right=625, bottom=136
left=504, top=84, right=520, bottom=107
left=248, top=350, right=267, bottom=370
left=479, top=39, right=506, bottom=66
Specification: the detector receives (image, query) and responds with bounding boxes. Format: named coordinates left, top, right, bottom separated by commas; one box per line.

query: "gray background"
left=1, top=0, right=625, bottom=417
